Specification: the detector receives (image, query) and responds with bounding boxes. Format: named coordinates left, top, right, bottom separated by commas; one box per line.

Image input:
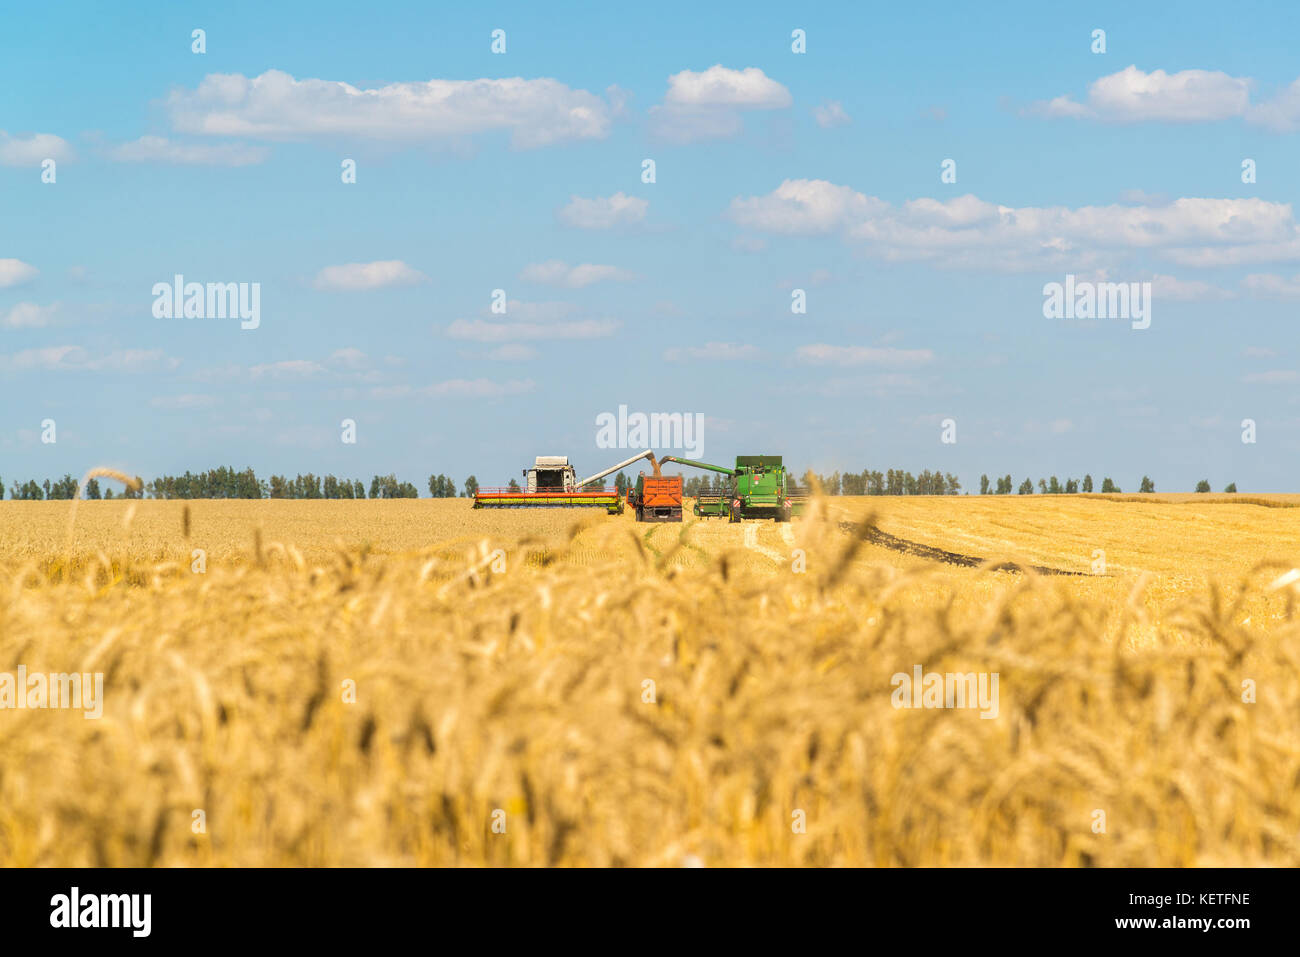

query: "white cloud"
left=249, top=359, right=326, bottom=378
left=425, top=378, right=534, bottom=398
left=1242, top=272, right=1300, bottom=299
left=454, top=299, right=579, bottom=355
left=94, top=350, right=165, bottom=372
left=1029, top=64, right=1300, bottom=133
left=0, top=346, right=170, bottom=372
left=1028, top=66, right=1252, bottom=122
left=0, top=131, right=73, bottom=165
left=1243, top=346, right=1277, bottom=359
left=731, top=235, right=767, bottom=253
left=664, top=65, right=792, bottom=108
left=664, top=342, right=760, bottom=361
left=801, top=372, right=931, bottom=398
left=1030, top=95, right=1093, bottom=119
left=0, top=345, right=82, bottom=371
left=1, top=302, right=57, bottom=328
left=485, top=344, right=538, bottom=361
left=728, top=179, right=887, bottom=235
left=1244, top=369, right=1299, bottom=384
left=150, top=394, right=218, bottom=410
left=314, top=260, right=427, bottom=291
left=1150, top=274, right=1234, bottom=301
left=107, top=135, right=269, bottom=166
left=1164, top=240, right=1300, bottom=268
left=557, top=192, right=648, bottom=229
left=650, top=65, right=791, bottom=143
left=728, top=180, right=1300, bottom=269
left=518, top=260, right=637, bottom=287
left=489, top=300, right=575, bottom=320
left=166, top=70, right=614, bottom=149
left=1246, top=77, right=1300, bottom=132
left=0, top=259, right=38, bottom=288
left=796, top=344, right=935, bottom=366
left=371, top=378, right=535, bottom=399
left=446, top=318, right=618, bottom=342
left=328, top=347, right=368, bottom=367
left=812, top=100, right=851, bottom=128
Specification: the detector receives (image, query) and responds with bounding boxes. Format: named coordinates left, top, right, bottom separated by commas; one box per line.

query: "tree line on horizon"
left=0, top=467, right=479, bottom=500
left=0, top=467, right=1244, bottom=500
left=975, top=474, right=1237, bottom=495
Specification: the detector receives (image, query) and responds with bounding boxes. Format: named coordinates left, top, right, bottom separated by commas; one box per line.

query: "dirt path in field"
left=837, top=520, right=1087, bottom=576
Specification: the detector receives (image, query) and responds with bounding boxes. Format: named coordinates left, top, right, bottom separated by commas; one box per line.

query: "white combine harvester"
left=474, top=450, right=659, bottom=513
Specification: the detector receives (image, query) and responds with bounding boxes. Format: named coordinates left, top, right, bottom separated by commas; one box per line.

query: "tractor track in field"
left=837, top=521, right=1087, bottom=576
left=742, top=523, right=786, bottom=563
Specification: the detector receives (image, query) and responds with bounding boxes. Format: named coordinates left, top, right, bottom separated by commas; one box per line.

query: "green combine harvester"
left=659, top=455, right=806, bottom=522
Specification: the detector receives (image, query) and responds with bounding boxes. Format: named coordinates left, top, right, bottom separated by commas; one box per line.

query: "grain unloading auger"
left=657, top=457, right=734, bottom=519
left=473, top=449, right=659, bottom=514
left=659, top=455, right=805, bottom=522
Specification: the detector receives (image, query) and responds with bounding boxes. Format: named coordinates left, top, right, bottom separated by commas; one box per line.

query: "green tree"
left=1139, top=476, right=1155, bottom=493
left=12, top=479, right=43, bottom=500
left=85, top=478, right=102, bottom=500
left=1101, top=477, right=1118, bottom=493
left=1224, top=482, right=1237, bottom=493
left=979, top=474, right=990, bottom=494
left=1195, top=479, right=1211, bottom=493
left=1018, top=478, right=1034, bottom=494
left=1082, top=474, right=1093, bottom=493
left=463, top=475, right=479, bottom=498
left=1065, top=478, right=1079, bottom=493
left=49, top=474, right=78, bottom=500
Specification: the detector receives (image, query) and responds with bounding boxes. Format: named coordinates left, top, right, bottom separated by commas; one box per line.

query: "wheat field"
left=0, top=494, right=1297, bottom=866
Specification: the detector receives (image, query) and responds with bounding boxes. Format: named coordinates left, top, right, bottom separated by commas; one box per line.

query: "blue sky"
left=4, top=0, right=1300, bottom=493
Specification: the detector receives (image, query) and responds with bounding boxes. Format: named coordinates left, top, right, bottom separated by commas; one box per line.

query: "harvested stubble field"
left=1, top=494, right=1298, bottom=866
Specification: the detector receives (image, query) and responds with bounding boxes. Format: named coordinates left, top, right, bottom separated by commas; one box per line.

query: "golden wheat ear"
left=65, top=467, right=146, bottom=545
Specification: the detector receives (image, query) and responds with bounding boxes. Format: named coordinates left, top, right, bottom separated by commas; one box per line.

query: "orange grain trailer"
left=630, top=474, right=683, bottom=522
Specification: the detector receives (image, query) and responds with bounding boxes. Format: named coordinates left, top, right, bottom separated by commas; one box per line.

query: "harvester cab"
left=525, top=456, right=577, bottom=492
